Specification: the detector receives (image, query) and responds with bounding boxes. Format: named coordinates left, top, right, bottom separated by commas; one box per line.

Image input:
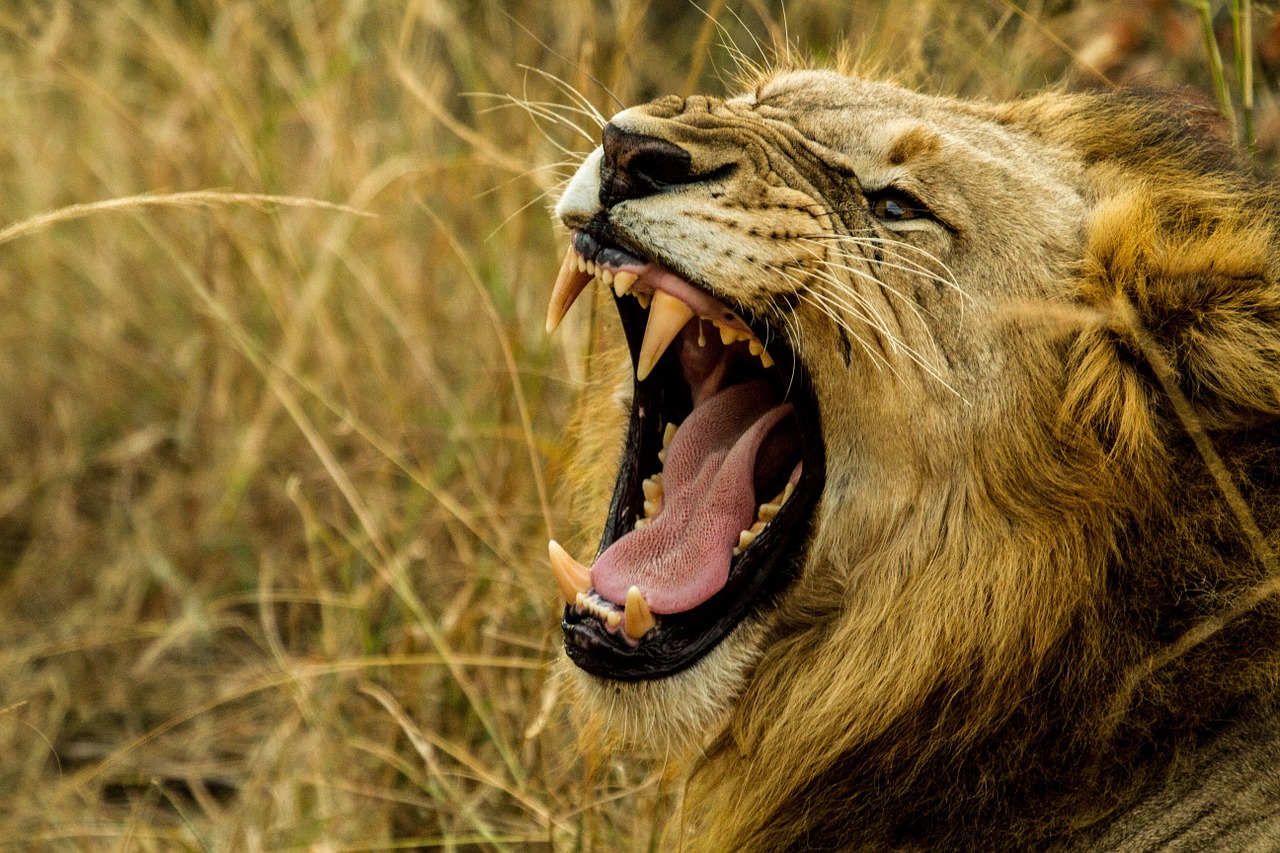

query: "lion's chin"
left=561, top=618, right=769, bottom=754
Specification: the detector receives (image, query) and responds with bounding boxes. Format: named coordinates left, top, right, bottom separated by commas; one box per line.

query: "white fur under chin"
left=562, top=617, right=768, bottom=754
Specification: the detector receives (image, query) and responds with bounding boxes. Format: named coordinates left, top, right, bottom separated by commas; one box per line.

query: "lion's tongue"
left=591, top=380, right=792, bottom=614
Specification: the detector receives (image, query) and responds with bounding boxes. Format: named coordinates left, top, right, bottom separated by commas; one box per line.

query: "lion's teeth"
left=759, top=501, right=781, bottom=521
left=576, top=254, right=587, bottom=273
left=546, top=247, right=591, bottom=334
left=606, top=610, right=622, bottom=629
left=718, top=323, right=736, bottom=346
left=643, top=499, right=660, bottom=516
left=623, top=586, right=656, bottom=640
left=612, top=270, right=637, bottom=297
left=748, top=339, right=763, bottom=356
left=662, top=422, right=678, bottom=448
left=600, top=268, right=613, bottom=286
left=783, top=481, right=795, bottom=502
left=642, top=477, right=662, bottom=502
left=635, top=290, right=652, bottom=309
left=760, top=350, right=775, bottom=368
left=636, top=291, right=695, bottom=381
left=737, top=529, right=758, bottom=550
left=549, top=540, right=592, bottom=604
left=634, top=517, right=650, bottom=530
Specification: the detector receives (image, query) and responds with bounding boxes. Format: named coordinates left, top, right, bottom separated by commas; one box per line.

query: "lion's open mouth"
left=547, top=228, right=825, bottom=680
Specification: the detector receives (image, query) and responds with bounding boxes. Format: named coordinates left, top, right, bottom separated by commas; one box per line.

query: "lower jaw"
left=561, top=305, right=825, bottom=681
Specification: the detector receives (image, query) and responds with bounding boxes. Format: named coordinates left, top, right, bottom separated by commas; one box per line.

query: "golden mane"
left=551, top=73, right=1280, bottom=851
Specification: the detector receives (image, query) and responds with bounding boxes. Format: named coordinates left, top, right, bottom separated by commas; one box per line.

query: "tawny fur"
left=554, top=71, right=1280, bottom=851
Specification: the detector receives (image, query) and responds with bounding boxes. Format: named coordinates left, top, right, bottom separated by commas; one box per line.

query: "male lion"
left=543, top=69, right=1280, bottom=851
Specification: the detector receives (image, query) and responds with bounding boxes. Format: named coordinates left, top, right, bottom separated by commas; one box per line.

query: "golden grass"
left=0, top=1, right=1274, bottom=850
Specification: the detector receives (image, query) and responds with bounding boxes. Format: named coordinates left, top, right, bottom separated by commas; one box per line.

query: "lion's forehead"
left=610, top=72, right=1075, bottom=196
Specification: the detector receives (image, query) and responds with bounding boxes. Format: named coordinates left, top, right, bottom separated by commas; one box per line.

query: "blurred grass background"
left=0, top=1, right=1275, bottom=850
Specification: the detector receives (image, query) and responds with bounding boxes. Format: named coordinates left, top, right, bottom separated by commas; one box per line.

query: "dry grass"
left=0, top=1, right=1275, bottom=850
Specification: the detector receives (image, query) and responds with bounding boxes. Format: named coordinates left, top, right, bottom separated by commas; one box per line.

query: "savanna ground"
left=0, top=1, right=1277, bottom=850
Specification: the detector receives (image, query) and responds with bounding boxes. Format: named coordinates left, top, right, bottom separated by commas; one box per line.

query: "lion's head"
left=545, top=70, right=1280, bottom=850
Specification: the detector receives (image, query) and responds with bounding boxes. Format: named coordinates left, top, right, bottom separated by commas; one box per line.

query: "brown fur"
left=555, top=72, right=1280, bottom=851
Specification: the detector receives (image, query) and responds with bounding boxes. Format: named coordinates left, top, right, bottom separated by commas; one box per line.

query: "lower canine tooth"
left=549, top=540, right=592, bottom=604
left=636, top=291, right=695, bottom=381
left=624, top=586, right=656, bottom=640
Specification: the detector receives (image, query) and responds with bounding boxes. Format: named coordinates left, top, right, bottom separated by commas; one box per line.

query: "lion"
left=542, top=69, right=1280, bottom=851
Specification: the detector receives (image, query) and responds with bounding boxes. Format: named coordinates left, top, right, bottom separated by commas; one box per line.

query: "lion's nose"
left=599, top=122, right=695, bottom=207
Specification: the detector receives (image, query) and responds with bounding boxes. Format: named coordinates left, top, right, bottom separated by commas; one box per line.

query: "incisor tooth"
left=719, top=324, right=736, bottom=346
left=636, top=291, right=695, bottom=381
left=546, top=248, right=590, bottom=334
left=624, top=586, right=656, bottom=640
left=600, top=269, right=613, bottom=286
left=549, top=540, right=591, bottom=604
left=613, top=270, right=637, bottom=297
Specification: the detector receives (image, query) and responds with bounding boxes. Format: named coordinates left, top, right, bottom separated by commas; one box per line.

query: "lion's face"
left=545, top=70, right=1092, bottom=742
left=544, top=70, right=1278, bottom=759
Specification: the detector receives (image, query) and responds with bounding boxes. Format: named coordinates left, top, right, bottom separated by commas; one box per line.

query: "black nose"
left=599, top=122, right=695, bottom=207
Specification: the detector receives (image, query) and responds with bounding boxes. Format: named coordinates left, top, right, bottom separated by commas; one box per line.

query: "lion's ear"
left=1063, top=186, right=1280, bottom=461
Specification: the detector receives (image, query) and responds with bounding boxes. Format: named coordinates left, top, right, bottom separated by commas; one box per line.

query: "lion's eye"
left=868, top=189, right=929, bottom=223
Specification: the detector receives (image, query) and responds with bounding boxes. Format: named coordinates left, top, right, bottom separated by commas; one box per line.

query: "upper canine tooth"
left=548, top=540, right=591, bottom=604
left=613, top=270, right=637, bottom=297
left=546, top=247, right=591, bottom=334
left=623, top=586, right=656, bottom=640
left=636, top=291, right=695, bottom=381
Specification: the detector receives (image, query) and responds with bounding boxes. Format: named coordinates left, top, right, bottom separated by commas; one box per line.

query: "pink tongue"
left=590, top=380, right=793, bottom=614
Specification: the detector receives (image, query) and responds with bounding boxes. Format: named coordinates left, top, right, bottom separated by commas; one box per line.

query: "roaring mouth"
left=546, top=229, right=825, bottom=680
